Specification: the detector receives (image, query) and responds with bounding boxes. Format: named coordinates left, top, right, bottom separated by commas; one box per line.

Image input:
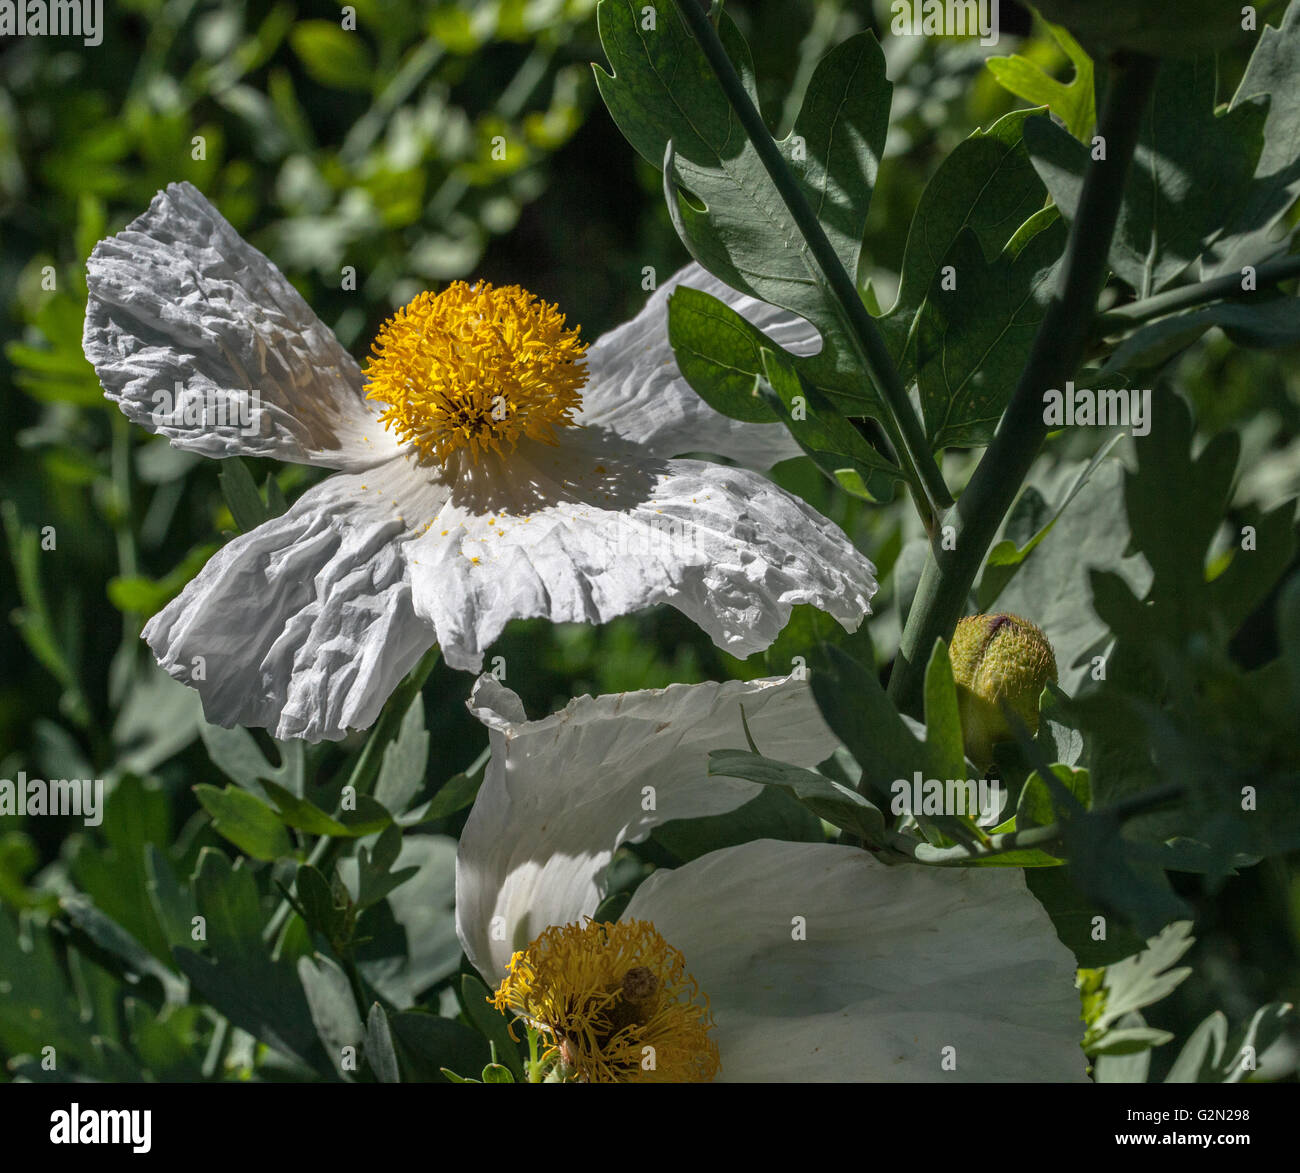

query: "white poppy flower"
left=82, top=182, right=877, bottom=742
left=457, top=674, right=1088, bottom=1083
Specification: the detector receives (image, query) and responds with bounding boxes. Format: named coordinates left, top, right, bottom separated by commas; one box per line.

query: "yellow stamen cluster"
left=364, top=281, right=588, bottom=465
left=493, top=919, right=720, bottom=1083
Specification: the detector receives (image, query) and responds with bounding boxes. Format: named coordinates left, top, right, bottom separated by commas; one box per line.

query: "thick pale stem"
left=888, top=56, right=1159, bottom=712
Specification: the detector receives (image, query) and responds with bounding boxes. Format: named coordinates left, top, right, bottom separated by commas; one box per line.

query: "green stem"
left=342, top=953, right=370, bottom=1024
left=342, top=643, right=441, bottom=800
left=264, top=833, right=337, bottom=946
left=884, top=822, right=1061, bottom=864
left=672, top=0, right=952, bottom=526
left=1096, top=252, right=1300, bottom=331
left=261, top=644, right=441, bottom=945
left=888, top=55, right=1159, bottom=712
left=527, top=1025, right=543, bottom=1083
left=887, top=783, right=1184, bottom=866
left=201, top=1016, right=231, bottom=1080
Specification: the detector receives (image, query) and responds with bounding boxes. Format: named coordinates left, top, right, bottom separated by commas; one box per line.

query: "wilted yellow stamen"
left=493, top=919, right=720, bottom=1084
left=364, top=281, right=587, bottom=465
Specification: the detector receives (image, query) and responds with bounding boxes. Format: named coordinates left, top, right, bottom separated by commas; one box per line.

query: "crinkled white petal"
left=83, top=182, right=397, bottom=468
left=455, top=674, right=839, bottom=979
left=401, top=427, right=876, bottom=673
left=138, top=412, right=873, bottom=738
left=143, top=461, right=439, bottom=742
left=626, top=840, right=1087, bottom=1083
left=579, top=261, right=820, bottom=468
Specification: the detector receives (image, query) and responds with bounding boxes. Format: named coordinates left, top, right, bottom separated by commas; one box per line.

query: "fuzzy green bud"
left=949, top=613, right=1057, bottom=768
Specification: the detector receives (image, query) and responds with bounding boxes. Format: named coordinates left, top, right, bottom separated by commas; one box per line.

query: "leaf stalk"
left=672, top=0, right=952, bottom=525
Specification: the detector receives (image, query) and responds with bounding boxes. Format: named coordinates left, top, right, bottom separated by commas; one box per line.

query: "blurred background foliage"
left=0, top=0, right=1297, bottom=1081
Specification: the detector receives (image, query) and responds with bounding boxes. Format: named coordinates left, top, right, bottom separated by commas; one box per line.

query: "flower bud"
left=949, top=614, right=1057, bottom=768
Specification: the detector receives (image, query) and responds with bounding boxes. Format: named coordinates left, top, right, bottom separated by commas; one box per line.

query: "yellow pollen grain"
left=493, top=918, right=719, bottom=1084
left=363, top=280, right=588, bottom=466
